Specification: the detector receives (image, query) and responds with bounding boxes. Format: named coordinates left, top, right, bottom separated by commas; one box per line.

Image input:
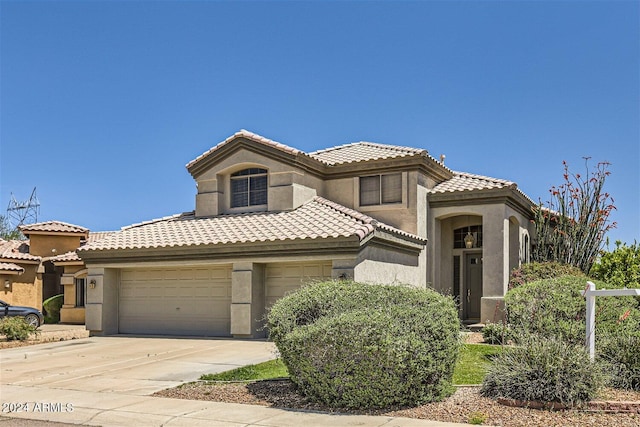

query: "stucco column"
left=481, top=208, right=509, bottom=323
left=60, top=274, right=75, bottom=308
left=85, top=267, right=119, bottom=335
left=231, top=262, right=265, bottom=338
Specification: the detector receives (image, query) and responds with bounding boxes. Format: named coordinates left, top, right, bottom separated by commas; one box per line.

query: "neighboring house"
left=50, top=231, right=116, bottom=324
left=78, top=130, right=535, bottom=338
left=0, top=221, right=89, bottom=313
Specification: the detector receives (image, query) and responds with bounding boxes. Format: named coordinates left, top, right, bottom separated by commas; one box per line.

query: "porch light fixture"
left=4, top=280, right=10, bottom=289
left=464, top=230, right=475, bottom=249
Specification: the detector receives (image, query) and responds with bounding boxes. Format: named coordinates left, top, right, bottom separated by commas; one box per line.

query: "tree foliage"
left=590, top=240, right=640, bottom=288
left=0, top=215, right=22, bottom=240
left=531, top=159, right=616, bottom=273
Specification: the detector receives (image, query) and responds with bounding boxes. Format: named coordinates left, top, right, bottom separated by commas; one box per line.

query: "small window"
left=75, top=278, right=86, bottom=307
left=359, top=173, right=402, bottom=206
left=454, top=225, right=483, bottom=249
left=230, top=168, right=267, bottom=208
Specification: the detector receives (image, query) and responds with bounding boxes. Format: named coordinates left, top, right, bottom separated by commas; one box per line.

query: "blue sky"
left=1, top=0, right=638, bottom=245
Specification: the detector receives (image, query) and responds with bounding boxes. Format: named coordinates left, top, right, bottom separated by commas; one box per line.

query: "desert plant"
left=0, top=317, right=38, bottom=341
left=531, top=159, right=616, bottom=273
left=267, top=281, right=461, bottom=408
left=481, top=335, right=605, bottom=406
left=482, top=322, right=513, bottom=345
left=43, top=294, right=63, bottom=324
left=598, top=330, right=640, bottom=391
left=505, top=276, right=640, bottom=345
left=508, top=261, right=584, bottom=289
left=468, top=411, right=488, bottom=425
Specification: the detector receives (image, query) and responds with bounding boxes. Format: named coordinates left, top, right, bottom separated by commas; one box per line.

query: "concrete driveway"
left=1, top=336, right=276, bottom=396
left=0, top=336, right=465, bottom=427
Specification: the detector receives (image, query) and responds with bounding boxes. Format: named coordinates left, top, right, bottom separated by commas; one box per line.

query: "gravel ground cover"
left=155, top=333, right=640, bottom=426
left=154, top=381, right=640, bottom=427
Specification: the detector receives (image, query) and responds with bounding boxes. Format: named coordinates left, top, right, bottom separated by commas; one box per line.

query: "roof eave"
left=187, top=136, right=326, bottom=179
left=428, top=187, right=535, bottom=219
left=78, top=235, right=363, bottom=264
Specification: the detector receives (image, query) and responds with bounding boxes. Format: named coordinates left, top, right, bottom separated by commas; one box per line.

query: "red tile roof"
left=431, top=172, right=515, bottom=193
left=19, top=221, right=89, bottom=235
left=0, top=262, right=25, bottom=274
left=309, top=141, right=427, bottom=165
left=79, top=197, right=424, bottom=252
left=0, top=239, right=40, bottom=262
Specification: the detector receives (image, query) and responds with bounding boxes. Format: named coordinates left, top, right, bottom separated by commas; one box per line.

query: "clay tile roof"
left=186, top=129, right=305, bottom=170
left=50, top=231, right=118, bottom=263
left=19, top=221, right=89, bottom=235
left=0, top=239, right=40, bottom=262
left=79, top=197, right=425, bottom=252
left=0, top=262, right=25, bottom=274
left=430, top=172, right=515, bottom=193
left=309, top=141, right=427, bottom=166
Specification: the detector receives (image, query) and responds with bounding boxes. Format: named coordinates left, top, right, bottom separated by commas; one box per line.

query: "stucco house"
left=78, top=130, right=535, bottom=338
left=1, top=221, right=89, bottom=314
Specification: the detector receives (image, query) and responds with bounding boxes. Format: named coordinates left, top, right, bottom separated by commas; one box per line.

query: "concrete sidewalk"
left=1, top=384, right=466, bottom=427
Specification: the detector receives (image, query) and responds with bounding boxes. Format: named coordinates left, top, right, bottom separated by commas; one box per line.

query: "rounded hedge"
left=505, top=276, right=640, bottom=345
left=266, top=281, right=461, bottom=409
left=508, top=261, right=585, bottom=290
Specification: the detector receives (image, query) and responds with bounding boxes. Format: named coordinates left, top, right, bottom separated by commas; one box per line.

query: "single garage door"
left=119, top=266, right=232, bottom=336
left=265, top=261, right=332, bottom=309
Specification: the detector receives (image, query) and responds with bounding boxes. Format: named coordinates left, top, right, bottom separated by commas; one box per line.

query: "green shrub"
left=267, top=281, right=461, bottom=409
left=508, top=261, right=585, bottom=290
left=0, top=317, right=38, bottom=341
left=481, top=336, right=604, bottom=406
left=468, top=412, right=488, bottom=425
left=482, top=322, right=513, bottom=345
left=590, top=241, right=640, bottom=289
left=43, top=294, right=63, bottom=324
left=598, top=330, right=640, bottom=391
left=505, top=276, right=640, bottom=345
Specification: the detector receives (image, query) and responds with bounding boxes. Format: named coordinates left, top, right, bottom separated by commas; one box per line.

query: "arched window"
left=230, top=168, right=267, bottom=208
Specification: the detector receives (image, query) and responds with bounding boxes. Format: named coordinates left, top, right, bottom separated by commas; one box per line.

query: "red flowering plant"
left=531, top=158, right=617, bottom=273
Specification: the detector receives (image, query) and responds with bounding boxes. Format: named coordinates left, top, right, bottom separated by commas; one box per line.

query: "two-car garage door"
left=119, top=266, right=232, bottom=336
left=118, top=261, right=333, bottom=336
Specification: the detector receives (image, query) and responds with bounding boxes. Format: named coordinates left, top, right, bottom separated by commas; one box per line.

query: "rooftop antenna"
left=6, top=187, right=40, bottom=229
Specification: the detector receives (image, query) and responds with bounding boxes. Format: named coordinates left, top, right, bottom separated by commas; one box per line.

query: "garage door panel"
left=119, top=266, right=231, bottom=337
left=265, top=262, right=332, bottom=309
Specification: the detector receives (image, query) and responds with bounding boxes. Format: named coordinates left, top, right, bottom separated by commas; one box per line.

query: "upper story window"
left=230, top=168, right=267, bottom=208
left=359, top=173, right=402, bottom=206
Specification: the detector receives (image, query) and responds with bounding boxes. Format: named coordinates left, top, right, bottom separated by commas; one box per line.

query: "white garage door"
left=265, top=261, right=333, bottom=309
left=119, top=266, right=232, bottom=336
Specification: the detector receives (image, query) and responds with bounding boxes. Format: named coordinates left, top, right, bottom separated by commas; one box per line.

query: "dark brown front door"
left=465, top=253, right=483, bottom=320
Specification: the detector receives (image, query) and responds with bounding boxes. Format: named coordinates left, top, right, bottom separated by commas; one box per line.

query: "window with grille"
left=75, top=278, right=85, bottom=307
left=453, top=225, right=483, bottom=249
left=359, top=173, right=402, bottom=206
left=230, top=168, right=268, bottom=208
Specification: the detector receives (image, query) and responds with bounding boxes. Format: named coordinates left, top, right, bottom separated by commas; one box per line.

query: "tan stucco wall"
left=60, top=265, right=87, bottom=324
left=354, top=245, right=425, bottom=287
left=323, top=171, right=424, bottom=236
left=0, top=266, right=41, bottom=309
left=28, top=235, right=83, bottom=257
left=60, top=307, right=85, bottom=324
left=86, top=267, right=119, bottom=335
left=194, top=151, right=323, bottom=217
